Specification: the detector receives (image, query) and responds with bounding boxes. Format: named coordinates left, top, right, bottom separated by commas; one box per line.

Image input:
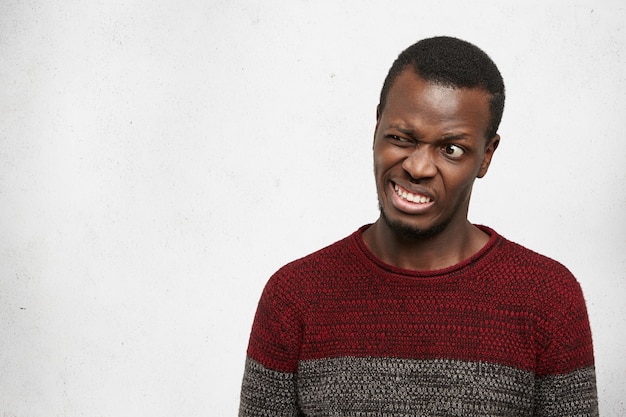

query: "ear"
left=477, top=134, right=500, bottom=178
left=373, top=105, right=382, bottom=147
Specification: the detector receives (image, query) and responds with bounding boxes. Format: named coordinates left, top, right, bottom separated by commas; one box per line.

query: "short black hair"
left=378, top=36, right=505, bottom=140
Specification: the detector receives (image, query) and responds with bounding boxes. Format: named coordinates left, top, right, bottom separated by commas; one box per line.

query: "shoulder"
left=488, top=231, right=585, bottom=309
left=261, top=229, right=361, bottom=299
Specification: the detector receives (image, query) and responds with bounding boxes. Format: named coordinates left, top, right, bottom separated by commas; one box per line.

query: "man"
left=239, top=36, right=598, bottom=416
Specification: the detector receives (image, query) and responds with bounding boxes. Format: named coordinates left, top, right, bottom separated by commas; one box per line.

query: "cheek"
left=372, top=146, right=386, bottom=178
left=447, top=170, right=479, bottom=200
left=373, top=143, right=401, bottom=175
left=440, top=162, right=478, bottom=189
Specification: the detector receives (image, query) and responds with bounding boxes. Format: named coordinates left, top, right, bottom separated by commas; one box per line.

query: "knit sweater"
left=239, top=225, right=598, bottom=416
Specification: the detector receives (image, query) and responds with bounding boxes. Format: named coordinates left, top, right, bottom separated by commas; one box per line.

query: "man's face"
left=373, top=69, right=499, bottom=239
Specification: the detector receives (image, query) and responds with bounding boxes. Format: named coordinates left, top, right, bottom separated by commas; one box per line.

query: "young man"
left=239, top=37, right=598, bottom=416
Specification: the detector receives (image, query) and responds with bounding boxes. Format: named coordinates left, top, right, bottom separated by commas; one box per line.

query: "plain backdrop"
left=1, top=0, right=625, bottom=415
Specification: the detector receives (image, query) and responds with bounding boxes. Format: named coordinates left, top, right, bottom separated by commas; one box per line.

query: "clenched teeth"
left=395, top=184, right=431, bottom=204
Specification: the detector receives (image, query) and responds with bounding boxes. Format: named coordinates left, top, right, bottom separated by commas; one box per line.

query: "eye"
left=386, top=135, right=412, bottom=146
left=442, top=144, right=465, bottom=158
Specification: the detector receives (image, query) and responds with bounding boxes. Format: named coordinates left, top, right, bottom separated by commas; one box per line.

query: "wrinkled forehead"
left=382, top=70, right=492, bottom=128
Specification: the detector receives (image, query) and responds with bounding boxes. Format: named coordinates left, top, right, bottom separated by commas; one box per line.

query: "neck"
left=362, top=219, right=489, bottom=271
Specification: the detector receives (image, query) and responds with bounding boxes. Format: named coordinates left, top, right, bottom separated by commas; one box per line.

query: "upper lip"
left=392, top=181, right=435, bottom=201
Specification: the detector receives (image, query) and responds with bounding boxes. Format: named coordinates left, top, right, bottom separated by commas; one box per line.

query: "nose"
left=401, top=147, right=437, bottom=181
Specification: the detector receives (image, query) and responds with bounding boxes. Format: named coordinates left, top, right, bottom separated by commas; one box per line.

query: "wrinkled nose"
left=402, top=148, right=437, bottom=181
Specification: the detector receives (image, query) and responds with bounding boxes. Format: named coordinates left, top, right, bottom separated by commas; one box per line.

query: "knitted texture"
left=239, top=226, right=598, bottom=416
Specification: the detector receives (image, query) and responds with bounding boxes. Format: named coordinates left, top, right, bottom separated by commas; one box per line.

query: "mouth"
left=393, top=183, right=432, bottom=204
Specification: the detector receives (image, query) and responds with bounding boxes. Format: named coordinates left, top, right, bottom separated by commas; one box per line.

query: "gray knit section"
left=297, top=356, right=535, bottom=416
left=535, top=366, right=599, bottom=417
left=240, top=356, right=598, bottom=417
left=239, top=357, right=301, bottom=417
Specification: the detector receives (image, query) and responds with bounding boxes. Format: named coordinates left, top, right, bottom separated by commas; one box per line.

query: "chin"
left=379, top=205, right=450, bottom=240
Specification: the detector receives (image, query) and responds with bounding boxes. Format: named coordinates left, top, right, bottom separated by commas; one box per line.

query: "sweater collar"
left=353, top=224, right=502, bottom=279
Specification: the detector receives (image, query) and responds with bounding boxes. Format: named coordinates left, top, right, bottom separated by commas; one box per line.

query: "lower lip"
left=389, top=183, right=435, bottom=214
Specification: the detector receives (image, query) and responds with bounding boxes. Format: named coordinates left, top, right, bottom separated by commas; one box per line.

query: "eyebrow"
left=441, top=133, right=471, bottom=142
left=388, top=125, right=473, bottom=143
left=395, top=127, right=470, bottom=141
left=391, top=126, right=420, bottom=139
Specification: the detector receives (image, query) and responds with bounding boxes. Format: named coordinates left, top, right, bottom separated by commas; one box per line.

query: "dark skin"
left=362, top=69, right=500, bottom=271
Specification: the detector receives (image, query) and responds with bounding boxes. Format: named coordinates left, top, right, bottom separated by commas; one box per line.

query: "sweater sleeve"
left=534, top=280, right=598, bottom=417
left=239, top=270, right=304, bottom=417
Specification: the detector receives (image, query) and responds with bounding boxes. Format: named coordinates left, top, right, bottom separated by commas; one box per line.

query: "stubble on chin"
left=379, top=203, right=449, bottom=241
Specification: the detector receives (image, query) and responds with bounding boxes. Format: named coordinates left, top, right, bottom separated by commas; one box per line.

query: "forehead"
left=381, top=70, right=492, bottom=135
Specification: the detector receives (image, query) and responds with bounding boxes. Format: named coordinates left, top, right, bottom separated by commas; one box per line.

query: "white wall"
left=1, top=0, right=624, bottom=415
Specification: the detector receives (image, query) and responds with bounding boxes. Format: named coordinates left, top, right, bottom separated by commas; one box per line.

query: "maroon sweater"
left=240, top=226, right=598, bottom=416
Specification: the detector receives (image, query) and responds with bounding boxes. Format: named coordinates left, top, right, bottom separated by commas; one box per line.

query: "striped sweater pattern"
left=239, top=226, right=598, bottom=416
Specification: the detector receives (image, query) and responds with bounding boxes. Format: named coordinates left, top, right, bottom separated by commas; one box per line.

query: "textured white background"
left=1, top=0, right=625, bottom=415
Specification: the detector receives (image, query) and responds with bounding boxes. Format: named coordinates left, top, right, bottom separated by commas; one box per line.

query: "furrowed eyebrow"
left=387, top=125, right=473, bottom=143
left=389, top=126, right=419, bottom=138
left=441, top=133, right=471, bottom=142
